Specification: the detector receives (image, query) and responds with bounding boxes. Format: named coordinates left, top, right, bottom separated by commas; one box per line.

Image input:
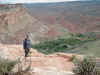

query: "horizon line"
left=0, top=0, right=93, bottom=4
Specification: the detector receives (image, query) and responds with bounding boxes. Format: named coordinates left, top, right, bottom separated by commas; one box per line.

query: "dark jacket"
left=23, top=38, right=31, bottom=50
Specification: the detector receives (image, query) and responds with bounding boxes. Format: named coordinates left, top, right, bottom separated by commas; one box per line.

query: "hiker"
left=23, top=34, right=31, bottom=57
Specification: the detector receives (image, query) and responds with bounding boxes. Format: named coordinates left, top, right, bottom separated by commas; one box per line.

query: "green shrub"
left=73, top=56, right=99, bottom=75
left=32, top=38, right=82, bottom=54
left=0, top=57, right=17, bottom=74
left=75, top=33, right=85, bottom=38
left=32, top=32, right=97, bottom=54
left=0, top=6, right=10, bottom=10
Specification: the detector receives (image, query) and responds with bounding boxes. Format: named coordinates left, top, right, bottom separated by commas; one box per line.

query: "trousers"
left=25, top=48, right=30, bottom=57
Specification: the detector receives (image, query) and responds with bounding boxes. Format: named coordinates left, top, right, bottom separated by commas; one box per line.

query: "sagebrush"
left=73, top=56, right=99, bottom=75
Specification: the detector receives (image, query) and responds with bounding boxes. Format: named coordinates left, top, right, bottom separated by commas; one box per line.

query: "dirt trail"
left=0, top=44, right=75, bottom=75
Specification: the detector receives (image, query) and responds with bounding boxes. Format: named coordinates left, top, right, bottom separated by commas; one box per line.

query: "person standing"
left=23, top=34, right=31, bottom=57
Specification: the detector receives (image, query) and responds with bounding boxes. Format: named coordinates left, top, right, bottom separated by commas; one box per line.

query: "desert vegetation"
left=0, top=57, right=32, bottom=75
left=0, top=57, right=17, bottom=75
left=73, top=56, right=100, bottom=75
left=32, top=33, right=97, bottom=54
left=0, top=6, right=9, bottom=10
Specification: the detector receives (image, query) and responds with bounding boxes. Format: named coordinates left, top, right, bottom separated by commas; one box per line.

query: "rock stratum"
left=25, top=1, right=100, bottom=33
left=1, top=2, right=100, bottom=44
left=0, top=4, right=66, bottom=44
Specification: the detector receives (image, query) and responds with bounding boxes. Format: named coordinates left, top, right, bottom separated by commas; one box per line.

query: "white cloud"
left=0, top=0, right=79, bottom=4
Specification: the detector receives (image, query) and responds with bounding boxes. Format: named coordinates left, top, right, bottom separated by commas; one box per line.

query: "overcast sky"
left=0, top=0, right=89, bottom=4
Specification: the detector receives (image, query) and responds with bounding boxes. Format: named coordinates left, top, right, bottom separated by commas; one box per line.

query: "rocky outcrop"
left=0, top=5, right=44, bottom=44
left=25, top=2, right=100, bottom=34
left=0, top=4, right=65, bottom=44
